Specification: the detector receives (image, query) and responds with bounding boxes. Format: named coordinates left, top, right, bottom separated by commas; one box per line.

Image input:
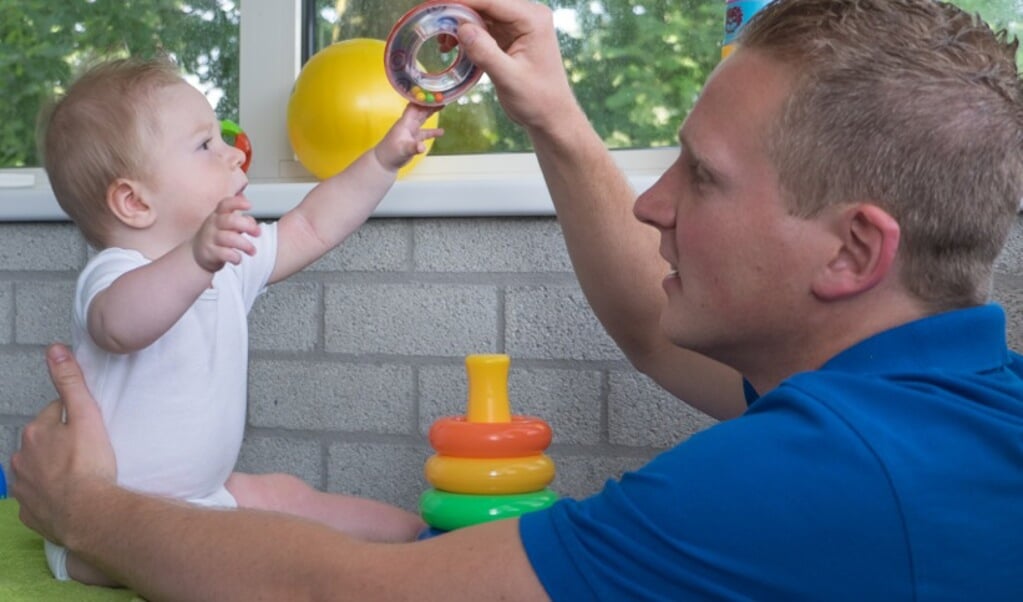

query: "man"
left=13, top=0, right=1023, bottom=599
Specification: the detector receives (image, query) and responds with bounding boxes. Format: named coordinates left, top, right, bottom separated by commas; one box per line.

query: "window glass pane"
left=311, top=0, right=723, bottom=155
left=312, top=0, right=1023, bottom=156
left=3, top=1, right=1021, bottom=170
left=1, top=0, right=239, bottom=168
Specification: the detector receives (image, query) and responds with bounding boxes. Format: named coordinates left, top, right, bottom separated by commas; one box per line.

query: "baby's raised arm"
left=270, top=104, right=442, bottom=283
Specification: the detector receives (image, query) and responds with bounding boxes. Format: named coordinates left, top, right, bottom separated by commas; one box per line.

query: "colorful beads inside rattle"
left=384, top=1, right=484, bottom=107
left=409, top=86, right=445, bottom=105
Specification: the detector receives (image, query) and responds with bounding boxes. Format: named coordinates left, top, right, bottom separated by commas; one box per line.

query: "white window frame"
left=0, top=0, right=674, bottom=221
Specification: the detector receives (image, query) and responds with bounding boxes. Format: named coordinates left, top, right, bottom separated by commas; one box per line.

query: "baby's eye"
left=199, top=138, right=213, bottom=151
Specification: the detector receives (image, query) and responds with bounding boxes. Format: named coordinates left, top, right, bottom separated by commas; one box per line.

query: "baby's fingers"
left=213, top=229, right=258, bottom=259
left=419, top=127, right=445, bottom=142
left=214, top=207, right=261, bottom=238
left=215, top=194, right=252, bottom=215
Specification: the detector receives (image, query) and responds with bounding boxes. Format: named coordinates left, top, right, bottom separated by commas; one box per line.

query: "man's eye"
left=687, top=159, right=711, bottom=185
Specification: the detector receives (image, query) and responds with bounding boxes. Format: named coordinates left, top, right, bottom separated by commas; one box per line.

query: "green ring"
left=419, top=488, right=558, bottom=531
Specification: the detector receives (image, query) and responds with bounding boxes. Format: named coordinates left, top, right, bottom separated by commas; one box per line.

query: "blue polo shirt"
left=520, top=304, right=1023, bottom=600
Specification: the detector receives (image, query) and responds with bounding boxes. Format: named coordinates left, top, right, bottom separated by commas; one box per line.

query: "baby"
left=39, top=56, right=440, bottom=586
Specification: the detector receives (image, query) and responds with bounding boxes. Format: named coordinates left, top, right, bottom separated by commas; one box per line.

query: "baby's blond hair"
left=39, top=57, right=184, bottom=249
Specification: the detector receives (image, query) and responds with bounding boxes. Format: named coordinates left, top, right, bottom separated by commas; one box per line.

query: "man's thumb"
left=46, top=344, right=85, bottom=420
left=458, top=23, right=507, bottom=80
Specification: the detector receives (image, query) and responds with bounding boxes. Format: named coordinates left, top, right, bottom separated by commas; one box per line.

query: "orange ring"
left=425, top=454, right=555, bottom=494
left=429, top=415, right=552, bottom=458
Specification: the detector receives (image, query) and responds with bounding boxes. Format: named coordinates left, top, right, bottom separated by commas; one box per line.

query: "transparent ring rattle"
left=384, top=1, right=484, bottom=106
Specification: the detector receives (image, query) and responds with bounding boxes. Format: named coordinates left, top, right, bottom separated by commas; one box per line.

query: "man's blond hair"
left=742, top=0, right=1023, bottom=309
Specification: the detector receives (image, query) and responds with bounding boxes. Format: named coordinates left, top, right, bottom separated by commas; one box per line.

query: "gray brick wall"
left=2, top=215, right=1022, bottom=513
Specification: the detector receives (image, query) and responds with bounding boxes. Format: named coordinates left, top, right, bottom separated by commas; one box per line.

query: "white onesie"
left=46, top=223, right=277, bottom=580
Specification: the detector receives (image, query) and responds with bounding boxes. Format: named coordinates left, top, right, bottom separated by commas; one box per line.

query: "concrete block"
left=995, top=217, right=1023, bottom=274
left=14, top=281, right=74, bottom=344
left=327, top=441, right=431, bottom=511
left=0, top=424, right=20, bottom=481
left=608, top=370, right=718, bottom=448
left=0, top=350, right=53, bottom=416
left=993, top=277, right=1023, bottom=351
left=249, top=359, right=415, bottom=433
left=249, top=282, right=320, bottom=352
left=0, top=223, right=84, bottom=270
left=306, top=220, right=410, bottom=272
left=413, top=217, right=572, bottom=272
left=324, top=283, right=498, bottom=356
left=236, top=433, right=325, bottom=490
left=0, top=282, right=12, bottom=344
left=506, top=284, right=623, bottom=360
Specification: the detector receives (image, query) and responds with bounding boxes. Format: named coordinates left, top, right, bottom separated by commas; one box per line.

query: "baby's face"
left=138, top=82, right=249, bottom=242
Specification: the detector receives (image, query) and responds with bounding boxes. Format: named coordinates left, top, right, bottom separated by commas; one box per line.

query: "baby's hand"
left=192, top=195, right=261, bottom=273
left=375, top=104, right=444, bottom=171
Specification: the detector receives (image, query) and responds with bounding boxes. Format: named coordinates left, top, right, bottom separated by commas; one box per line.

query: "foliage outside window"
left=2, top=0, right=239, bottom=169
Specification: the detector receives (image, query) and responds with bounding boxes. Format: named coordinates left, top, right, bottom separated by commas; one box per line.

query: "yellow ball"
left=287, top=38, right=438, bottom=180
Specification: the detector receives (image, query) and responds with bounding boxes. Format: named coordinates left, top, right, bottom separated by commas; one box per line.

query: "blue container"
left=722, top=0, right=776, bottom=58
left=0, top=463, right=7, bottom=499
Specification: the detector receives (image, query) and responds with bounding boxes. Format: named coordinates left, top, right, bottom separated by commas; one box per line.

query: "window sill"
left=0, top=149, right=672, bottom=221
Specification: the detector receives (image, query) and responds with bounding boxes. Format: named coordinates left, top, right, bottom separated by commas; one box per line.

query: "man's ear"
left=106, top=178, right=155, bottom=229
left=812, top=204, right=900, bottom=301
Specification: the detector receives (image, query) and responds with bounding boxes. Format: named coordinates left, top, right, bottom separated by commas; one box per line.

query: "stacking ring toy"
left=429, top=416, right=553, bottom=458
left=220, top=119, right=252, bottom=173
left=420, top=488, right=559, bottom=531
left=425, top=454, right=555, bottom=494
left=384, top=1, right=484, bottom=106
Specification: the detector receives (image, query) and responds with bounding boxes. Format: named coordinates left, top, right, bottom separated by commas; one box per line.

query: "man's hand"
left=11, top=344, right=117, bottom=545
left=192, top=195, right=261, bottom=273
left=453, top=0, right=579, bottom=131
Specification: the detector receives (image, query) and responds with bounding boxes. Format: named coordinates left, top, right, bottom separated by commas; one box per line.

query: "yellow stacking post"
left=419, top=354, right=558, bottom=535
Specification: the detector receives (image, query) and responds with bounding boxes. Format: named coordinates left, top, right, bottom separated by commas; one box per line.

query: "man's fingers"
left=32, top=399, right=66, bottom=428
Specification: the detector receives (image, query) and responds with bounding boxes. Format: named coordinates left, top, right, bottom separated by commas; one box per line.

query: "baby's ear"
left=106, top=178, right=155, bottom=229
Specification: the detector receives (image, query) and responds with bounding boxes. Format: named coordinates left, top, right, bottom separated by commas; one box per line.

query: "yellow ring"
left=425, top=454, right=555, bottom=495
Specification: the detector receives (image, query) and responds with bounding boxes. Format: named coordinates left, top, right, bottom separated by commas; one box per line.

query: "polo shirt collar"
left=821, top=303, right=1008, bottom=375
left=743, top=304, right=1009, bottom=404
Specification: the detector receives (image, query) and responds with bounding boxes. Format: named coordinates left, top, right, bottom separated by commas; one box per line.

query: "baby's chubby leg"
left=225, top=472, right=425, bottom=543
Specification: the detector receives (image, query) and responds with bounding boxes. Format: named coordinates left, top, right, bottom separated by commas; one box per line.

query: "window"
left=306, top=0, right=721, bottom=155
left=3, top=1, right=1022, bottom=219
